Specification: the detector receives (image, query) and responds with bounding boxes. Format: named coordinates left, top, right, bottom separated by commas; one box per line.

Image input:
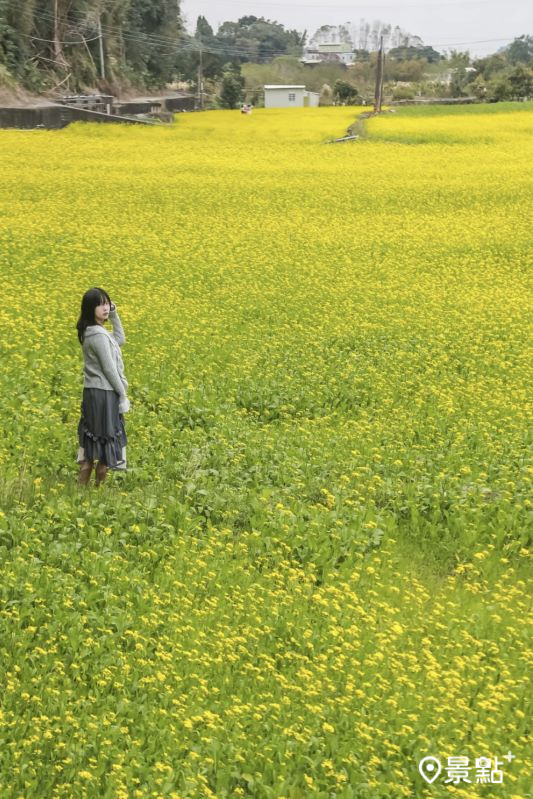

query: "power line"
left=31, top=9, right=300, bottom=59
left=18, top=31, right=102, bottom=46
left=430, top=37, right=519, bottom=47
left=184, top=0, right=504, bottom=6
left=33, top=11, right=196, bottom=55
left=28, top=7, right=521, bottom=62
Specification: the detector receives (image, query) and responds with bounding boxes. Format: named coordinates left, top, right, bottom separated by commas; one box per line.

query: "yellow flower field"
left=0, top=104, right=531, bottom=798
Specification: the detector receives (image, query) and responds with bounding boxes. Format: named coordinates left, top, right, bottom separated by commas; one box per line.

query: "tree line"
left=0, top=1, right=531, bottom=105
left=0, top=0, right=182, bottom=89
left=450, top=37, right=533, bottom=102
left=0, top=3, right=304, bottom=92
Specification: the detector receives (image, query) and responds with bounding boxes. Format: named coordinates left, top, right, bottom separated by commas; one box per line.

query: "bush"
left=392, top=85, right=415, bottom=101
left=333, top=79, right=359, bottom=104
left=319, top=83, right=333, bottom=106
left=219, top=66, right=245, bottom=109
left=0, top=64, right=16, bottom=89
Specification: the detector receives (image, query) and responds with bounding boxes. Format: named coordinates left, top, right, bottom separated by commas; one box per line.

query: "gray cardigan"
left=82, top=309, right=128, bottom=399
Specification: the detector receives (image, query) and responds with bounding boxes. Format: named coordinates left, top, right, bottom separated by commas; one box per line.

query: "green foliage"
left=319, top=82, right=333, bottom=106
left=472, top=53, right=508, bottom=80
left=219, top=64, right=244, bottom=108
left=377, top=99, right=533, bottom=117
left=447, top=37, right=533, bottom=101
left=507, top=64, right=533, bottom=98
left=333, top=78, right=359, bottom=103
left=0, top=0, right=529, bottom=102
left=388, top=44, right=441, bottom=63
left=446, top=49, right=472, bottom=68
left=466, top=65, right=533, bottom=102
left=124, top=0, right=182, bottom=85
left=0, top=0, right=185, bottom=90
left=0, top=61, right=16, bottom=86
left=187, top=15, right=225, bottom=80
left=0, top=105, right=531, bottom=797
left=176, top=16, right=308, bottom=85
left=392, top=84, right=415, bottom=101
left=449, top=66, right=472, bottom=97
left=505, top=34, right=533, bottom=65
left=195, top=14, right=213, bottom=42
left=0, top=0, right=37, bottom=80
left=216, top=15, right=303, bottom=64
left=385, top=58, right=426, bottom=82
left=242, top=56, right=349, bottom=96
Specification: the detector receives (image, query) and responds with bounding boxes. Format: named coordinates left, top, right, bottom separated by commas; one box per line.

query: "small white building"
left=264, top=85, right=320, bottom=108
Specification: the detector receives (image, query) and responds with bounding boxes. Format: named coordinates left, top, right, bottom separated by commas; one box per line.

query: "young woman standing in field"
left=76, top=288, right=129, bottom=486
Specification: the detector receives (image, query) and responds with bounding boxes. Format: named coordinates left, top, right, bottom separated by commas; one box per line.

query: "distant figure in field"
left=241, top=103, right=252, bottom=114
left=76, top=288, right=130, bottom=486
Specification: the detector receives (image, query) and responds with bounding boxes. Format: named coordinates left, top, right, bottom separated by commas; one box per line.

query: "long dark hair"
left=76, top=287, right=111, bottom=344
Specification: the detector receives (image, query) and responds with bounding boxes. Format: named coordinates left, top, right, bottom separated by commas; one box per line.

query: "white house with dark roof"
left=264, top=85, right=320, bottom=108
left=301, top=42, right=356, bottom=66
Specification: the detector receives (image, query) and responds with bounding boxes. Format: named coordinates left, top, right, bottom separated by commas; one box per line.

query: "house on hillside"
left=264, top=85, right=320, bottom=108
left=301, top=42, right=356, bottom=66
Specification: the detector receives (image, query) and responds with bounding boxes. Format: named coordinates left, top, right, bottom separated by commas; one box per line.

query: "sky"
left=180, top=0, right=531, bottom=57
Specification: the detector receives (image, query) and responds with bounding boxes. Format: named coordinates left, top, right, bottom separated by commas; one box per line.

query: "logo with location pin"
left=419, top=756, right=442, bottom=784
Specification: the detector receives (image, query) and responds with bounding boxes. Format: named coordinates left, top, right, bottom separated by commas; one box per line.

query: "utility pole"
left=373, top=35, right=384, bottom=113
left=53, top=0, right=68, bottom=68
left=197, top=43, right=204, bottom=109
left=97, top=15, right=105, bottom=80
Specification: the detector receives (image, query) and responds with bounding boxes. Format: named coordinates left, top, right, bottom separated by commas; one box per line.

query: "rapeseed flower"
left=0, top=103, right=530, bottom=798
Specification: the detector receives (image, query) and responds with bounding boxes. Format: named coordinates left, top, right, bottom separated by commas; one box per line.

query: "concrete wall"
left=114, top=101, right=157, bottom=115
left=0, top=105, right=66, bottom=129
left=165, top=96, right=195, bottom=112
left=0, top=94, right=195, bottom=129
left=0, top=104, right=159, bottom=129
left=115, top=96, right=195, bottom=115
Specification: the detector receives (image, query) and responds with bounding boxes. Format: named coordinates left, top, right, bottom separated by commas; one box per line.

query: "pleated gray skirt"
left=77, top=388, right=127, bottom=470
